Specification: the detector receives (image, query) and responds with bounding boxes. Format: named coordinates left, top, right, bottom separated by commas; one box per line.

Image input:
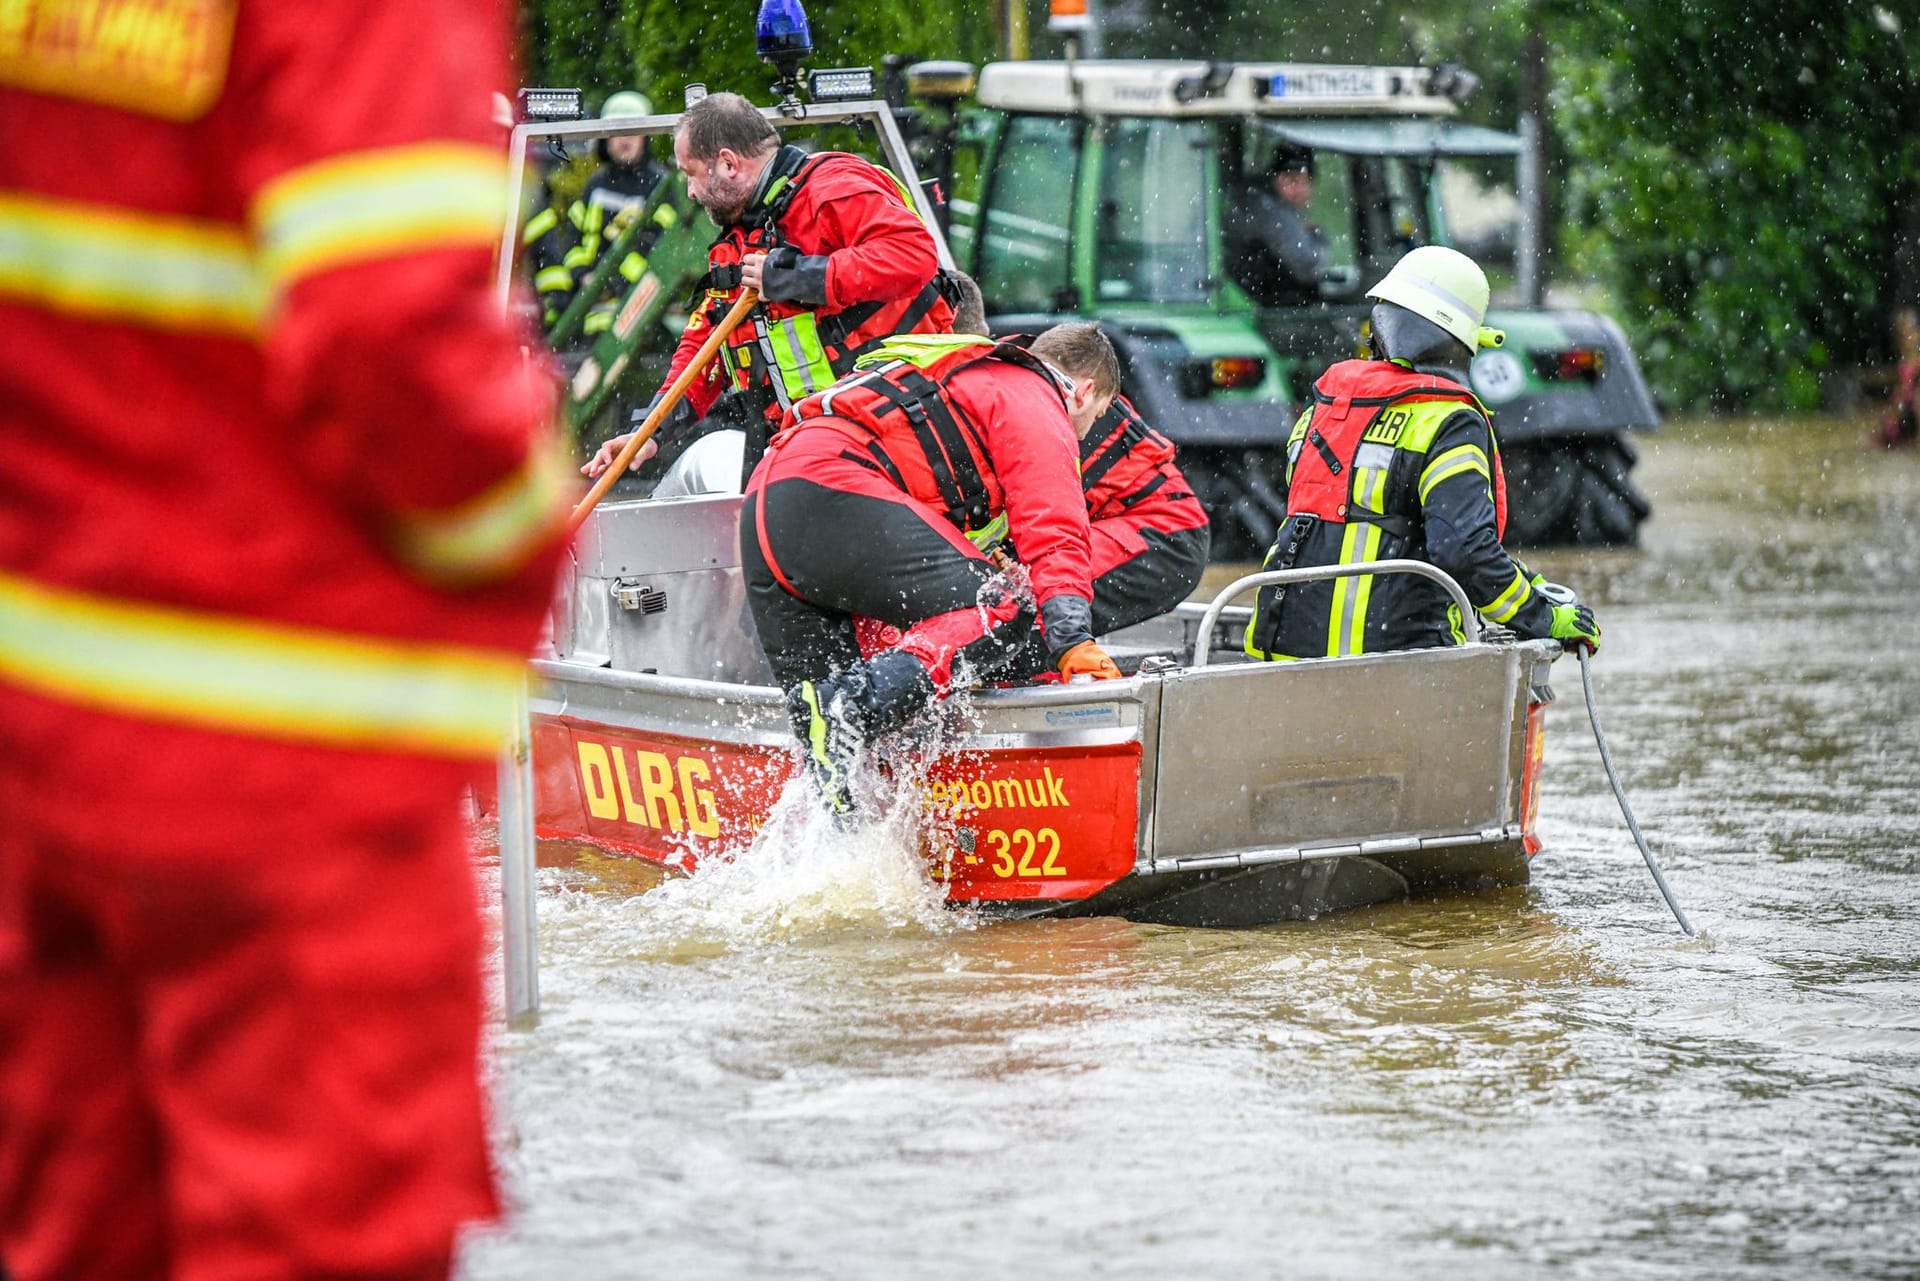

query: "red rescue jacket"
left=773, top=336, right=1094, bottom=608
left=1079, top=396, right=1209, bottom=530
left=0, top=0, right=567, bottom=819
left=664, top=149, right=953, bottom=420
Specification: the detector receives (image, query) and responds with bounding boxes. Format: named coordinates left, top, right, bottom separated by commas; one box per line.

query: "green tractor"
left=930, top=59, right=1656, bottom=558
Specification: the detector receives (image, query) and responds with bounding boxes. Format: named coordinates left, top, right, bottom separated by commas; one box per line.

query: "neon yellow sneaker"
left=789, top=678, right=857, bottom=818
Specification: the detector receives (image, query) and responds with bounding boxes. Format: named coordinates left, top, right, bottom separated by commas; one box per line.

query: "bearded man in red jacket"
left=585, top=91, right=954, bottom=486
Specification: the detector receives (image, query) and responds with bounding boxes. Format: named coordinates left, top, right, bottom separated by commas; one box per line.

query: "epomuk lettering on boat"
left=925, top=767, right=1071, bottom=813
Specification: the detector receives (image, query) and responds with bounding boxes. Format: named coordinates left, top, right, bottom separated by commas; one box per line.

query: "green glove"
left=1550, top=600, right=1601, bottom=653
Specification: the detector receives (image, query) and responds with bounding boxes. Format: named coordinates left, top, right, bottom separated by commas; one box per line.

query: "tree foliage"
left=1553, top=2, right=1920, bottom=410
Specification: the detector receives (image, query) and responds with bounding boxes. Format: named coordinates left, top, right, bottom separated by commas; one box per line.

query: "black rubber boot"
left=857, top=649, right=938, bottom=738
left=784, top=653, right=936, bottom=820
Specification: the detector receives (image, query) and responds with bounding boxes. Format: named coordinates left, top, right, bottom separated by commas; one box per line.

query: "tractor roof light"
left=516, top=87, right=584, bottom=124
left=809, top=67, right=877, bottom=102
left=1428, top=62, right=1481, bottom=107
left=907, top=60, right=978, bottom=105
left=1048, top=0, right=1092, bottom=33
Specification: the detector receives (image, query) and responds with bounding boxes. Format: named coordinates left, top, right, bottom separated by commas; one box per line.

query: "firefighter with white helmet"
left=1245, top=245, right=1602, bottom=660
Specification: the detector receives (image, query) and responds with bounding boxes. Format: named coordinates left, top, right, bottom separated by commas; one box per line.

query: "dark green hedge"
left=1554, top=3, right=1920, bottom=410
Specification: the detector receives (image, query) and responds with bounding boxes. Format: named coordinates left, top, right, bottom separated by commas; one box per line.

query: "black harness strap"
left=849, top=441, right=909, bottom=491
left=1247, top=512, right=1321, bottom=657
left=1116, top=472, right=1169, bottom=509
left=1079, top=415, right=1153, bottom=491
left=861, top=368, right=992, bottom=529
left=817, top=277, right=946, bottom=375
left=1306, top=427, right=1343, bottom=475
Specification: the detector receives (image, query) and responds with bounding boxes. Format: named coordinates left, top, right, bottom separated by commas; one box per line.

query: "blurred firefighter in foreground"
left=0, top=3, right=568, bottom=1277
left=1246, top=246, right=1601, bottom=660
left=743, top=323, right=1123, bottom=817
left=583, top=91, right=956, bottom=487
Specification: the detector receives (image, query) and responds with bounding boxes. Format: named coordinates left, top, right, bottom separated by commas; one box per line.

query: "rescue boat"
left=519, top=494, right=1561, bottom=927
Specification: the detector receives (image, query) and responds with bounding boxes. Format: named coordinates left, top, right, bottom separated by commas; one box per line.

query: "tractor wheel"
left=1501, top=435, right=1650, bottom=548
left=1180, top=446, right=1291, bottom=562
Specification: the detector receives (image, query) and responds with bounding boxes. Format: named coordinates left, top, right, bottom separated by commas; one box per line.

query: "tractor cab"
left=940, top=60, right=1657, bottom=556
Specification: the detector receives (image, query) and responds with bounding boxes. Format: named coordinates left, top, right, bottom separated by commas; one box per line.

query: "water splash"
left=584, top=749, right=971, bottom=958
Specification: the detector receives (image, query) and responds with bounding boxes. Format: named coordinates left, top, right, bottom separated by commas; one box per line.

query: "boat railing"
left=1191, top=560, right=1480, bottom=666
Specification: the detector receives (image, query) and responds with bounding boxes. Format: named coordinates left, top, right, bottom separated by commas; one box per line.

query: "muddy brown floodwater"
left=462, top=414, right=1920, bottom=1280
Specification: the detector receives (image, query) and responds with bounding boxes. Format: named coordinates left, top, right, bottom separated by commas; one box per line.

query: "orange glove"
left=1057, top=641, right=1122, bottom=682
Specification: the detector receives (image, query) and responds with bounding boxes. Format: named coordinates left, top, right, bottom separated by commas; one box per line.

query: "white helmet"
left=1366, top=246, right=1497, bottom=351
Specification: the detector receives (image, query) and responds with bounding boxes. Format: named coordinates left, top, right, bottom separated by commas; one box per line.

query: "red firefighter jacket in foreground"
left=663, top=148, right=954, bottom=421
left=0, top=1, right=566, bottom=1272
left=774, top=335, right=1094, bottom=614
left=0, top=1, right=569, bottom=764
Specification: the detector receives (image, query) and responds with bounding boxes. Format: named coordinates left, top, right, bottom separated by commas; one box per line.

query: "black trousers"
left=740, top=463, right=1032, bottom=695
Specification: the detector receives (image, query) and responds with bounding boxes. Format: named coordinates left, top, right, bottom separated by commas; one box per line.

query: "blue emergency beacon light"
left=757, top=0, right=813, bottom=112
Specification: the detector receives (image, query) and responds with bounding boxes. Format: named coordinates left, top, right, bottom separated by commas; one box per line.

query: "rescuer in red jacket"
left=584, top=91, right=955, bottom=486
left=0, top=4, right=567, bottom=1277
left=1074, top=394, right=1211, bottom=634
left=742, top=323, right=1123, bottom=815
left=882, top=275, right=1212, bottom=671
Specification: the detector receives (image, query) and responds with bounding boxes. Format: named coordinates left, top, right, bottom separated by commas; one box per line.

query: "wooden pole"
left=564, top=289, right=759, bottom=538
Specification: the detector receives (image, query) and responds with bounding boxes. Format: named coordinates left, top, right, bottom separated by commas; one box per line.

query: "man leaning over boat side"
left=741, top=322, right=1126, bottom=816
left=856, top=275, right=1211, bottom=675
left=0, top=4, right=569, bottom=1275
left=1244, top=246, right=1602, bottom=661
left=582, top=90, right=957, bottom=488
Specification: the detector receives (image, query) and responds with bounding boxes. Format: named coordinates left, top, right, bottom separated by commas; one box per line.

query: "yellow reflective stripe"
left=1347, top=526, right=1381, bottom=653
left=0, top=570, right=521, bottom=757
left=388, top=443, right=571, bottom=586
left=521, top=206, right=559, bottom=245
left=652, top=202, right=679, bottom=228
left=562, top=243, right=597, bottom=270
left=1244, top=611, right=1267, bottom=660
left=1352, top=466, right=1388, bottom=513
left=771, top=313, right=834, bottom=396
left=1326, top=522, right=1382, bottom=656
left=583, top=309, right=614, bottom=334
left=619, top=252, right=647, bottom=283
left=0, top=193, right=263, bottom=334
left=534, top=265, right=574, bottom=294
left=1481, top=566, right=1532, bottom=624
left=966, top=513, right=1010, bottom=550
left=1418, top=443, right=1490, bottom=505
left=857, top=332, right=995, bottom=370
left=253, top=143, right=508, bottom=292
left=1395, top=399, right=1467, bottom=452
